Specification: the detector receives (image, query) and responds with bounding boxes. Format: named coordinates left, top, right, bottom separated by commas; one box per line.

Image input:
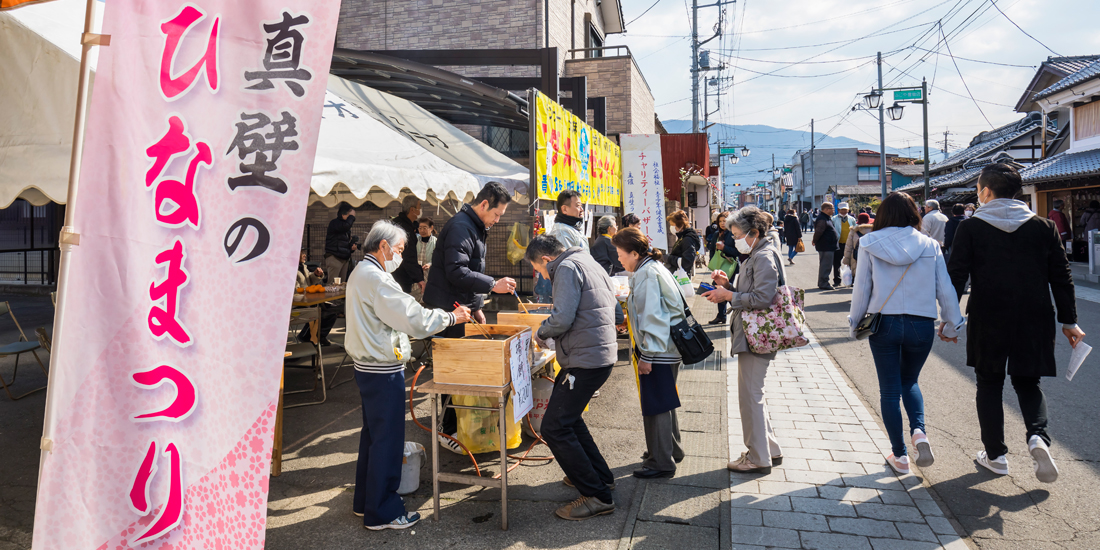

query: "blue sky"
left=606, top=0, right=1100, bottom=160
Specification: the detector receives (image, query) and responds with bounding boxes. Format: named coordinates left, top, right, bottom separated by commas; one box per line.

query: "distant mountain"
left=661, top=120, right=944, bottom=172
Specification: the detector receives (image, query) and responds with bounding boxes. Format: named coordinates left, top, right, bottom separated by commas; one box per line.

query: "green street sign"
left=782, top=167, right=792, bottom=173
left=894, top=89, right=922, bottom=101
left=719, top=147, right=739, bottom=155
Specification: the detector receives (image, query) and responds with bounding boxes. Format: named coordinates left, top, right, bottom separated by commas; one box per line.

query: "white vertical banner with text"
left=620, top=134, right=666, bottom=244
left=33, top=1, right=340, bottom=549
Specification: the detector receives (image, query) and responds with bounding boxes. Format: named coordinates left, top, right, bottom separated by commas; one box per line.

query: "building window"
left=1075, top=101, right=1100, bottom=141
left=589, top=24, right=603, bottom=58
left=857, top=166, right=880, bottom=181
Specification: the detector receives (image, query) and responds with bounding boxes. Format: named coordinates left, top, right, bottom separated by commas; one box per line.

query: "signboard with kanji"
left=533, top=90, right=622, bottom=206
left=619, top=134, right=666, bottom=242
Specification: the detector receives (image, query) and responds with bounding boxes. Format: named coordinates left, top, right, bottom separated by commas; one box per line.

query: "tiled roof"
left=1044, top=55, right=1100, bottom=76
left=832, top=185, right=882, bottom=196
left=902, top=152, right=1017, bottom=192
left=887, top=164, right=927, bottom=177
left=1020, top=147, right=1100, bottom=183
left=1034, top=59, right=1100, bottom=101
left=932, top=113, right=1048, bottom=172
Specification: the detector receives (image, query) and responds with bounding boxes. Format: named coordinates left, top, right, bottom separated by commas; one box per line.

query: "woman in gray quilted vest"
left=703, top=206, right=785, bottom=474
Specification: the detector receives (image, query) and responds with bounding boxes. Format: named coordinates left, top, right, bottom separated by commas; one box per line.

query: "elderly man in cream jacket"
left=345, top=220, right=470, bottom=531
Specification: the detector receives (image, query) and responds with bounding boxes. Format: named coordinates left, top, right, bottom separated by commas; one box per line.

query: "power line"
left=626, top=0, right=665, bottom=27
left=909, top=45, right=1035, bottom=67
left=990, top=0, right=1061, bottom=56
left=940, top=24, right=993, bottom=127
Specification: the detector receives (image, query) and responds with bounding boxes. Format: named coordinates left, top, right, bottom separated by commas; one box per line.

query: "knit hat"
left=857, top=213, right=870, bottom=224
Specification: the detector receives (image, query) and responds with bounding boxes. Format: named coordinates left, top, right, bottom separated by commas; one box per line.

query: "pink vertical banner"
left=32, top=1, right=340, bottom=548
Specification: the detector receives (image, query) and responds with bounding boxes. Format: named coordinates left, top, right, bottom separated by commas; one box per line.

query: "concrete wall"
left=809, top=148, right=857, bottom=202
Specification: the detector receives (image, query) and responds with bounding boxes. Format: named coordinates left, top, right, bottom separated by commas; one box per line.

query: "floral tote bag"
left=740, top=253, right=810, bottom=354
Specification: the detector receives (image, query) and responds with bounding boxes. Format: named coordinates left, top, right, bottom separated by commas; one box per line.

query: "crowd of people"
left=304, top=161, right=1083, bottom=531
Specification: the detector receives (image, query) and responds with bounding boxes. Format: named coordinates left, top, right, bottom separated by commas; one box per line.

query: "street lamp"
left=886, top=103, right=905, bottom=121
left=728, top=155, right=739, bottom=165
left=741, top=146, right=751, bottom=157
left=863, top=89, right=883, bottom=110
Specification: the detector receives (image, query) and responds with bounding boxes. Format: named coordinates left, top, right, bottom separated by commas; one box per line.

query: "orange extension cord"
left=409, top=366, right=555, bottom=478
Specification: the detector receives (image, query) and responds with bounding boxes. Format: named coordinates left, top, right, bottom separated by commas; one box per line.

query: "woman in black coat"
left=666, top=210, right=701, bottom=276
left=783, top=210, right=802, bottom=265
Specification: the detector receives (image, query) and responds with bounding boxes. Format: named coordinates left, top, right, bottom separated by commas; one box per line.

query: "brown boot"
left=554, top=495, right=615, bottom=521
left=728, top=452, right=772, bottom=474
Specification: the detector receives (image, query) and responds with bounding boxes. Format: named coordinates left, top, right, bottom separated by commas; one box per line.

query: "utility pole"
left=942, top=129, right=950, bottom=155
left=922, top=78, right=930, bottom=199
left=810, top=118, right=815, bottom=208
left=877, top=51, right=887, bottom=201
left=691, top=0, right=700, bottom=133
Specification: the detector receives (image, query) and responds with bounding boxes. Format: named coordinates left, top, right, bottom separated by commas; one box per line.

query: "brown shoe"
left=555, top=495, right=615, bottom=521
left=728, top=452, right=772, bottom=474
left=563, top=476, right=616, bottom=490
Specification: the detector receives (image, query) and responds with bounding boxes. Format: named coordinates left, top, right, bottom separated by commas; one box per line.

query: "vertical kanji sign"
left=620, top=135, right=666, bottom=243
left=32, top=2, right=340, bottom=549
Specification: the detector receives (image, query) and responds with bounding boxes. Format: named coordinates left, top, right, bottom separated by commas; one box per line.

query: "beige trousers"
left=324, top=255, right=350, bottom=282
left=737, top=351, right=782, bottom=467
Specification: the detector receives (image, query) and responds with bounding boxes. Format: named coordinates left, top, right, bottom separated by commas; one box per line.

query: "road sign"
left=719, top=147, right=740, bottom=155
left=894, top=89, right=922, bottom=101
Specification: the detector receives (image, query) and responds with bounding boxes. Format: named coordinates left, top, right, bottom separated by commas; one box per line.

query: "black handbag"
left=662, top=273, right=714, bottom=364
left=854, top=264, right=910, bottom=340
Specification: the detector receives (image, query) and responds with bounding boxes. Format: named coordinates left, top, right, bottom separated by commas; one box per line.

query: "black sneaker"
left=365, top=512, right=421, bottom=530
left=707, top=316, right=727, bottom=325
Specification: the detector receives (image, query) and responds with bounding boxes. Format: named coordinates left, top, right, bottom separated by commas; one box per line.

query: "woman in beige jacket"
left=842, top=213, right=874, bottom=274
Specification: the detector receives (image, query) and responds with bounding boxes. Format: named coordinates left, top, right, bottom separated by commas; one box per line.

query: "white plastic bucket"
left=522, top=377, right=556, bottom=438
left=398, top=441, right=425, bottom=495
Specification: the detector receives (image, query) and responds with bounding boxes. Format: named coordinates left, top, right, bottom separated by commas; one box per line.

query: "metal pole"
left=691, top=0, right=699, bottom=133
left=38, top=0, right=99, bottom=493
left=922, top=78, right=930, bottom=199
left=810, top=118, right=815, bottom=207
left=877, top=51, right=887, bottom=200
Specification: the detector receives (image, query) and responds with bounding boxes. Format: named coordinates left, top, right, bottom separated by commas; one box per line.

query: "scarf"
left=556, top=213, right=583, bottom=229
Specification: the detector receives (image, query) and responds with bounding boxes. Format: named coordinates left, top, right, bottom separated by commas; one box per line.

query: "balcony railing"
left=568, top=45, right=632, bottom=60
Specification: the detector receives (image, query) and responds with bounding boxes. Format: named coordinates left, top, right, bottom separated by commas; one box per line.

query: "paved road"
left=783, top=248, right=1100, bottom=549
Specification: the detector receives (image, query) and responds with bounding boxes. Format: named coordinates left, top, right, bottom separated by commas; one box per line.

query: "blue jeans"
left=867, top=315, right=935, bottom=457
left=787, top=245, right=797, bottom=261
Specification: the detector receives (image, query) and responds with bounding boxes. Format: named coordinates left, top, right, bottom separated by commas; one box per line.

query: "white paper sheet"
left=510, top=331, right=534, bottom=422
left=1066, top=342, right=1092, bottom=381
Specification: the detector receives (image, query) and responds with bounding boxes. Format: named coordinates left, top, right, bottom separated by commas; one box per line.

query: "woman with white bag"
left=848, top=193, right=964, bottom=475
left=702, top=206, right=786, bottom=474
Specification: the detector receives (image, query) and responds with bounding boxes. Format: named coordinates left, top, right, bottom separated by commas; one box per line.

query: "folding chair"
left=0, top=302, right=48, bottom=400
left=284, top=308, right=326, bottom=408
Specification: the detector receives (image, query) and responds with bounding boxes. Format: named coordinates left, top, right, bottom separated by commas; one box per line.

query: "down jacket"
left=536, top=248, right=618, bottom=369
left=423, top=204, right=495, bottom=311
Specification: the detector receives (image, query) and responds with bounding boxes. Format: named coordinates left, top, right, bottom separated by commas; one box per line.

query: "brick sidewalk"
left=726, top=333, right=971, bottom=550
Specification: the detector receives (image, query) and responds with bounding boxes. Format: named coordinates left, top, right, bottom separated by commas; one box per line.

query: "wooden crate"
left=496, top=311, right=550, bottom=336
left=432, top=324, right=531, bottom=387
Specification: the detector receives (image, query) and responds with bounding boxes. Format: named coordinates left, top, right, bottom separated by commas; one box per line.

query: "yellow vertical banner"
left=533, top=90, right=622, bottom=206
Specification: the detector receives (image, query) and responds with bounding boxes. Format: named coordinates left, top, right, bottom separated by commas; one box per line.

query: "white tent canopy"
left=0, top=0, right=102, bottom=208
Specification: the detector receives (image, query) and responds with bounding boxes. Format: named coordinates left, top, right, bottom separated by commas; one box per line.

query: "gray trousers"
left=737, top=351, right=782, bottom=467
left=324, top=255, right=350, bottom=282
left=817, top=251, right=834, bottom=288
left=642, top=362, right=684, bottom=472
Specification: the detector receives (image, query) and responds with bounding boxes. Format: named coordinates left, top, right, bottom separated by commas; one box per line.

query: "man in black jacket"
left=423, top=182, right=518, bottom=449
left=591, top=215, right=624, bottom=275
left=324, top=202, right=357, bottom=281
left=947, top=163, right=1084, bottom=483
left=391, top=195, right=424, bottom=294
left=811, top=203, right=838, bottom=290
left=783, top=209, right=802, bottom=265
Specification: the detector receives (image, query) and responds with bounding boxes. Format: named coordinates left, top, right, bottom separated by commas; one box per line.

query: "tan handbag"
left=795, top=238, right=806, bottom=253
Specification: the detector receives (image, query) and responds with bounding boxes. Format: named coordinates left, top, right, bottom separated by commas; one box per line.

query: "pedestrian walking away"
left=345, top=221, right=472, bottom=530
left=943, top=203, right=966, bottom=259
left=831, top=202, right=856, bottom=287
left=702, top=206, right=786, bottom=474
left=920, top=199, right=949, bottom=248
left=812, top=203, right=838, bottom=290
left=947, top=163, right=1084, bottom=483
left=800, top=209, right=811, bottom=232
left=847, top=193, right=964, bottom=475
left=613, top=228, right=686, bottom=478
left=841, top=212, right=873, bottom=275
left=525, top=236, right=618, bottom=520
left=783, top=209, right=802, bottom=265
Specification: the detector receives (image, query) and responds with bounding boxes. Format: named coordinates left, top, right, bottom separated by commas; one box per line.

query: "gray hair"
left=364, top=220, right=407, bottom=253
left=1053, top=199, right=1064, bottom=209
left=597, top=215, right=616, bottom=234
left=401, top=194, right=421, bottom=213
left=726, top=206, right=770, bottom=238
left=925, top=199, right=940, bottom=210
left=524, top=234, right=566, bottom=263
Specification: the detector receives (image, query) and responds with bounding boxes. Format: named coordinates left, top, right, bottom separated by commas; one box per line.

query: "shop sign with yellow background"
left=534, top=90, right=622, bottom=207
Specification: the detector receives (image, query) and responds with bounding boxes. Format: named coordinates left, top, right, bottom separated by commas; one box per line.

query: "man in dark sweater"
left=947, top=163, right=1083, bottom=483
left=391, top=195, right=424, bottom=294
left=811, top=202, right=838, bottom=290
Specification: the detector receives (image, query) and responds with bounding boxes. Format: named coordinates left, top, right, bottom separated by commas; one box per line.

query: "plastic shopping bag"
left=506, top=222, right=531, bottom=265
left=840, top=265, right=853, bottom=287
left=453, top=395, right=523, bottom=454
left=674, top=259, right=695, bottom=298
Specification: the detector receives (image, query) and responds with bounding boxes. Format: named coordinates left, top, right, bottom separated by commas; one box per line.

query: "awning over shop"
left=0, top=0, right=101, bottom=207
left=326, top=75, right=529, bottom=199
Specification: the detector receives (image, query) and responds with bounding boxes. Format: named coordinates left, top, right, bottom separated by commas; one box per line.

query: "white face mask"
left=964, top=210, right=973, bottom=218
left=735, top=235, right=754, bottom=254
left=384, top=245, right=401, bottom=273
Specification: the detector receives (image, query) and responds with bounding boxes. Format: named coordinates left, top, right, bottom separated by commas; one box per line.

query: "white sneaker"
left=365, top=512, right=420, bottom=531
left=437, top=426, right=465, bottom=455
left=976, top=451, right=1009, bottom=475
left=1029, top=435, right=1059, bottom=483
left=886, top=453, right=910, bottom=475
left=912, top=429, right=935, bottom=468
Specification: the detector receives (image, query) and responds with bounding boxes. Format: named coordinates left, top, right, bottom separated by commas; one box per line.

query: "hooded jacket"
left=536, top=248, right=618, bottom=369
left=345, top=255, right=456, bottom=373
left=947, top=199, right=1076, bottom=377
left=847, top=226, right=964, bottom=340
left=548, top=215, right=590, bottom=252
left=626, top=257, right=685, bottom=363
